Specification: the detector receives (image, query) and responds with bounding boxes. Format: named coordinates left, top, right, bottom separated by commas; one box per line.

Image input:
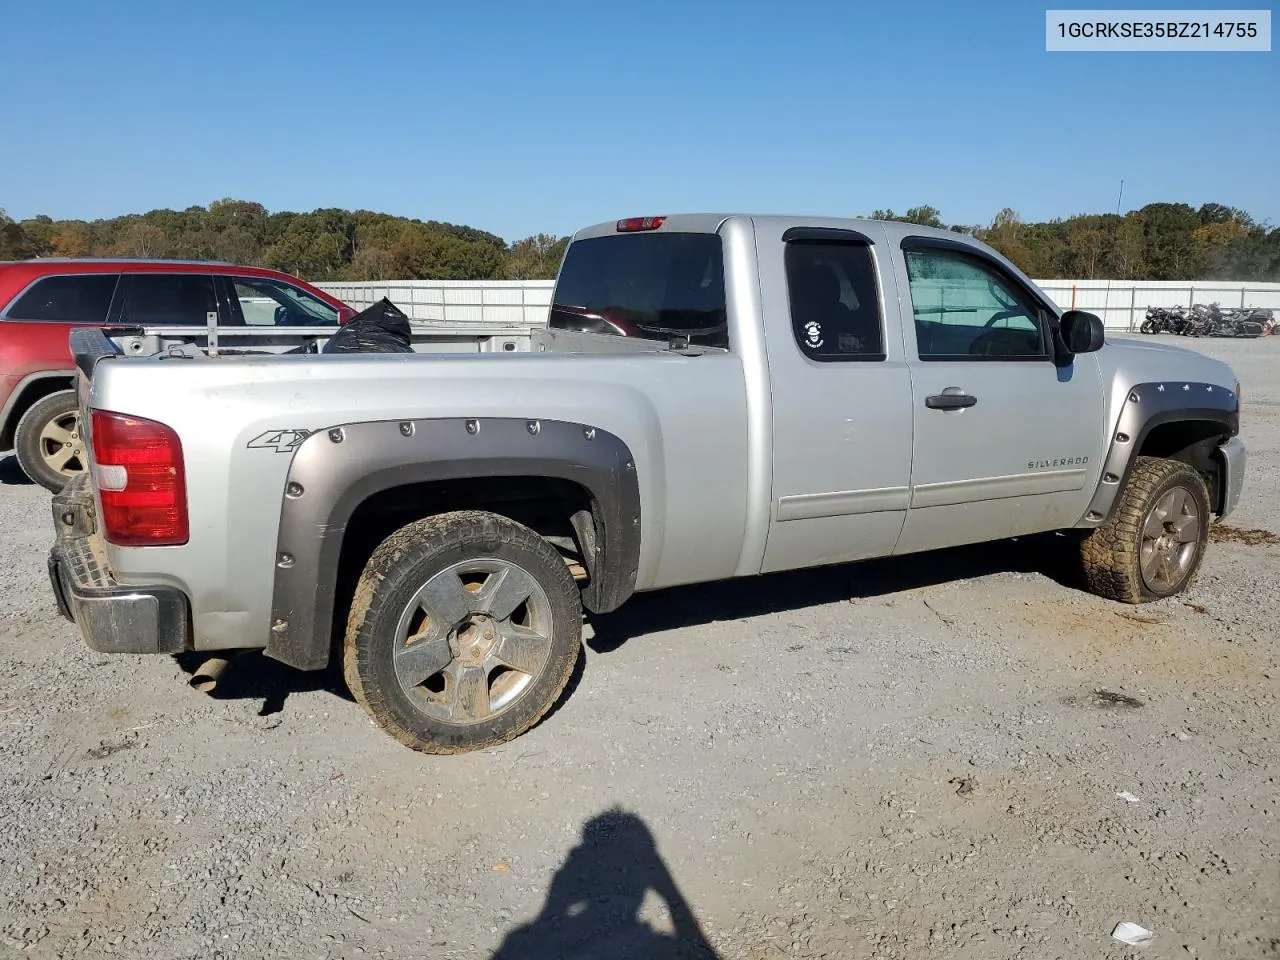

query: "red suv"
left=0, top=259, right=355, bottom=491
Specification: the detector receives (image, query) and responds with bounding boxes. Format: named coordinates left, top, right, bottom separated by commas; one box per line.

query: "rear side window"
left=785, top=241, right=885, bottom=360
left=117, top=274, right=219, bottom=326
left=5, top=274, right=119, bottom=322
left=550, top=233, right=727, bottom=348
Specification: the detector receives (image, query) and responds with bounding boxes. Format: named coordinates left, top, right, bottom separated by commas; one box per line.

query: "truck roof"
left=571, top=213, right=1012, bottom=270
left=573, top=213, right=980, bottom=244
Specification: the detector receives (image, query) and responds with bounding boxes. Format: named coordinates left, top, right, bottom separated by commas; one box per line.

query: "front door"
left=892, top=238, right=1106, bottom=555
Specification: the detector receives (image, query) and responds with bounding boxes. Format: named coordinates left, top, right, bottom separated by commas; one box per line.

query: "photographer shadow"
left=492, top=808, right=719, bottom=960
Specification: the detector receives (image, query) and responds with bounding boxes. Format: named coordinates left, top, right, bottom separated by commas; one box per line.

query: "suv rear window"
left=5, top=274, right=119, bottom=323
left=549, top=233, right=727, bottom=348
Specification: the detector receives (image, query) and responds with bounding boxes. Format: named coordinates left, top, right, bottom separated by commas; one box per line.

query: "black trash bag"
left=321, top=298, right=413, bottom=354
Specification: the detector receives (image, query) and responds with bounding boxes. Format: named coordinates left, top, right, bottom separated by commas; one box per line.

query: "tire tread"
left=1080, top=456, right=1210, bottom=604
left=342, top=510, right=581, bottom=755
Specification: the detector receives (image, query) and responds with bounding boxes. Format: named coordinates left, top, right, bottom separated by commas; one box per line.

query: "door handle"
left=925, top=388, right=977, bottom=410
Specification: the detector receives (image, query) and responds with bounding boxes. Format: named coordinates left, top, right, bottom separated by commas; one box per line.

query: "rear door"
left=112, top=273, right=224, bottom=329
left=891, top=236, right=1105, bottom=554
left=757, top=222, right=916, bottom=573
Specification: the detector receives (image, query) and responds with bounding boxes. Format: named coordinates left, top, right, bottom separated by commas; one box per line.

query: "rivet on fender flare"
left=328, top=428, right=344, bottom=443
left=399, top=422, right=415, bottom=437
left=286, top=482, right=304, bottom=498
left=527, top=420, right=541, bottom=435
left=584, top=427, right=596, bottom=441
left=466, top=419, right=480, bottom=435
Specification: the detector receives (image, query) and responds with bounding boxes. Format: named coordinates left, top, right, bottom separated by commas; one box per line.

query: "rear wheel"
left=1080, top=456, right=1211, bottom=603
left=14, top=390, right=85, bottom=493
left=342, top=510, right=582, bottom=754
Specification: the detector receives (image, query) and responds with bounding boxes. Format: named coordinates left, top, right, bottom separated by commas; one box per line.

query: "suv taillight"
left=90, top=410, right=189, bottom=546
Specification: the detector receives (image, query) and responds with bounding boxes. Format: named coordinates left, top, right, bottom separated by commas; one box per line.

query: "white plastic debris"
left=1112, top=921, right=1155, bottom=947
left=1116, top=790, right=1141, bottom=803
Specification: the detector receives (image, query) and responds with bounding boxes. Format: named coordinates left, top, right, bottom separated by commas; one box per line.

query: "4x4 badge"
left=247, top=429, right=311, bottom=453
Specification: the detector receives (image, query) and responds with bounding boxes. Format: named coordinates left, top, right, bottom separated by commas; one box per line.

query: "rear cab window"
left=550, top=232, right=728, bottom=348
left=4, top=274, right=120, bottom=322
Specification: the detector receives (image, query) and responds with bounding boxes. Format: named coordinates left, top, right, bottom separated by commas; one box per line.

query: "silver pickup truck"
left=48, top=214, right=1246, bottom=754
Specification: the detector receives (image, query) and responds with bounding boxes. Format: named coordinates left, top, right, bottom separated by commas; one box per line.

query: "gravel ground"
left=1, top=336, right=1278, bottom=960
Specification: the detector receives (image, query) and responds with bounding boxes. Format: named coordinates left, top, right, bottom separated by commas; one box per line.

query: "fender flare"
left=1075, top=380, right=1240, bottom=528
left=265, top=416, right=641, bottom=671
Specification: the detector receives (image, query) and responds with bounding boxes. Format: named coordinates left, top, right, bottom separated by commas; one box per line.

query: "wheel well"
left=1138, top=420, right=1230, bottom=513
left=1, top=376, right=74, bottom=450
left=329, top=476, right=595, bottom=658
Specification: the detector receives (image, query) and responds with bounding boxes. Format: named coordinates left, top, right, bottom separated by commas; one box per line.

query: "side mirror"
left=1059, top=310, right=1105, bottom=354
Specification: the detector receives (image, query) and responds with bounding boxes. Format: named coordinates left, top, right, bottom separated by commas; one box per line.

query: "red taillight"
left=90, top=409, right=188, bottom=546
left=616, top=216, right=666, bottom=232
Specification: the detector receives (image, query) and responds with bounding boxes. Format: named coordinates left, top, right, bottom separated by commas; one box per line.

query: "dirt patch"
left=1062, top=689, right=1145, bottom=710
left=1115, top=610, right=1167, bottom=625
left=1209, top=524, right=1280, bottom=545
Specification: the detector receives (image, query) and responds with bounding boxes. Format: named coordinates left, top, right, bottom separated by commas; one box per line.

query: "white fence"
left=318, top=278, right=1280, bottom=332
left=1035, top=280, right=1280, bottom=331
left=319, top=280, right=553, bottom=327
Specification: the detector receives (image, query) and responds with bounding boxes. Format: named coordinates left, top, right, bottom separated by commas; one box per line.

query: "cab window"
left=785, top=240, right=884, bottom=360
left=903, top=247, right=1048, bottom=359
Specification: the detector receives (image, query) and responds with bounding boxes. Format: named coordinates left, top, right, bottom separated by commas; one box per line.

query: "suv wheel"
left=1080, top=456, right=1211, bottom=603
left=14, top=391, right=86, bottom=493
left=343, top=510, right=582, bottom=754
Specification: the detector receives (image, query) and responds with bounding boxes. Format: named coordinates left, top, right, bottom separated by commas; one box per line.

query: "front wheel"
left=14, top=390, right=85, bottom=493
left=1080, top=456, right=1211, bottom=603
left=342, top=510, right=582, bottom=754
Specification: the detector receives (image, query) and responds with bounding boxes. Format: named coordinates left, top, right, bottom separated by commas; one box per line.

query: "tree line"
left=868, top=202, right=1279, bottom=282
left=0, top=200, right=568, bottom=281
left=2, top=198, right=1278, bottom=283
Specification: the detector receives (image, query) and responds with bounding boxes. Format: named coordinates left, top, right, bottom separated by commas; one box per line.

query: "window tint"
left=785, top=241, right=884, bottom=360
left=550, top=233, right=727, bottom=348
left=904, top=248, right=1047, bottom=359
left=231, top=277, right=339, bottom=327
left=118, top=274, right=219, bottom=327
left=6, top=274, right=119, bottom=322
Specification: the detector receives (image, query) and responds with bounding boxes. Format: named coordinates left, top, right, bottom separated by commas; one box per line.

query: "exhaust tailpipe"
left=189, top=656, right=234, bottom=694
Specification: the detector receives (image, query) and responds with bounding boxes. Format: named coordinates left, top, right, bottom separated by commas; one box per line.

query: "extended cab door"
left=757, top=222, right=915, bottom=573
left=890, top=235, right=1106, bottom=555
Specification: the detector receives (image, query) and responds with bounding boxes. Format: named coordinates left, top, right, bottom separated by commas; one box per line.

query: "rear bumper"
left=48, top=477, right=190, bottom=655
left=1217, top=436, right=1246, bottom=520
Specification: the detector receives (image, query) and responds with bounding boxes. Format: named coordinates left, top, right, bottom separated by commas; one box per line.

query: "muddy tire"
left=14, top=390, right=86, bottom=493
left=1080, top=456, right=1211, bottom=604
left=342, top=510, right=582, bottom=754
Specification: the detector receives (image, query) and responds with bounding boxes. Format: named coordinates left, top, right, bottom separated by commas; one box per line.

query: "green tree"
left=505, top=233, right=567, bottom=279
left=1137, top=202, right=1204, bottom=279
left=0, top=209, right=38, bottom=259
left=869, top=205, right=945, bottom=228
left=111, top=221, right=171, bottom=257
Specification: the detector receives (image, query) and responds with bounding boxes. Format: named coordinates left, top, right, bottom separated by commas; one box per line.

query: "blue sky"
left=1, top=0, right=1275, bottom=240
